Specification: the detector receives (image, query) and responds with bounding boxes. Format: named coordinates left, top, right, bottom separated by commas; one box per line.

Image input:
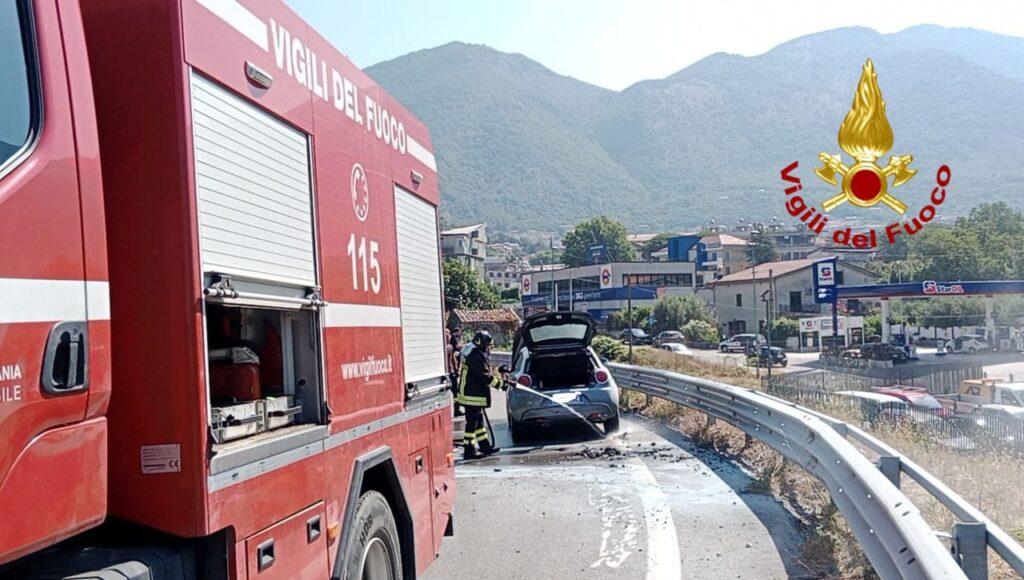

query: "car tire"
left=604, top=415, right=621, bottom=434
left=968, top=347, right=977, bottom=354
left=946, top=345, right=953, bottom=353
left=781, top=361, right=788, bottom=368
left=720, top=345, right=728, bottom=352
left=342, top=491, right=402, bottom=580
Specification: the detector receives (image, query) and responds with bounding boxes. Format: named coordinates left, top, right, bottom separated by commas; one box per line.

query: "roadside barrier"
left=611, top=363, right=1024, bottom=580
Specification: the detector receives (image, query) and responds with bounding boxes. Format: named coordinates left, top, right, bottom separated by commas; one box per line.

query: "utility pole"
left=751, top=264, right=759, bottom=379
left=627, top=277, right=634, bottom=363
left=762, top=289, right=773, bottom=382
left=549, top=236, right=556, bottom=312
left=569, top=275, right=574, bottom=311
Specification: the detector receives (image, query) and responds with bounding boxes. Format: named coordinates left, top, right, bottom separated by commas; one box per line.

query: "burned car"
left=506, top=312, right=619, bottom=441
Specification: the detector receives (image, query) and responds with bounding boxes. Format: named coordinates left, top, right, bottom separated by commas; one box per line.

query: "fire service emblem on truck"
left=351, top=163, right=370, bottom=222
left=778, top=59, right=951, bottom=248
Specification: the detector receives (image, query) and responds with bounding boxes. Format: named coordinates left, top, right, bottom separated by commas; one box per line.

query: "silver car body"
left=506, top=312, right=619, bottom=430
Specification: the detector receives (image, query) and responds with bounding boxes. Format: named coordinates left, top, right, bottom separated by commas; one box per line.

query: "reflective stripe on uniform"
left=474, top=428, right=489, bottom=442
left=456, top=394, right=487, bottom=406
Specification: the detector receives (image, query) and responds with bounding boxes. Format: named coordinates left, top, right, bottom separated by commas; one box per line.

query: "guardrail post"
left=952, top=522, right=988, bottom=580
left=877, top=455, right=901, bottom=489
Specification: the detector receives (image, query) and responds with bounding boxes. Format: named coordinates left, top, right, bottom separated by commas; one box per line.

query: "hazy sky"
left=285, top=0, right=1020, bottom=90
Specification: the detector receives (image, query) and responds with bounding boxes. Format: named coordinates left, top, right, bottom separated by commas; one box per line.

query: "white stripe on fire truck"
left=194, top=0, right=269, bottom=52
left=195, top=0, right=439, bottom=174
left=0, top=278, right=111, bottom=324
left=406, top=137, right=438, bottom=172
left=86, top=280, right=111, bottom=321
left=324, top=303, right=402, bottom=328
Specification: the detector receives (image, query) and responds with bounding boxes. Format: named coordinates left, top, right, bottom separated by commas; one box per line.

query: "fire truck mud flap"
left=333, top=447, right=415, bottom=580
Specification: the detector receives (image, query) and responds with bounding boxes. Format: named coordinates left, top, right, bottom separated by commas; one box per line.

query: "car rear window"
left=529, top=324, right=589, bottom=343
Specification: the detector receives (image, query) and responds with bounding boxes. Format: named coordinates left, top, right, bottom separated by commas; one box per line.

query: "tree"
left=746, top=231, right=778, bottom=265
left=561, top=216, right=635, bottom=267
left=769, top=317, right=799, bottom=340
left=499, top=287, right=520, bottom=302
left=681, top=320, right=719, bottom=344
left=443, top=259, right=500, bottom=310
left=641, top=232, right=674, bottom=261
left=607, top=305, right=653, bottom=330
left=651, top=294, right=715, bottom=332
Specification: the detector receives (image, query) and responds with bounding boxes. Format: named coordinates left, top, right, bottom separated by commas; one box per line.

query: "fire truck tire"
left=343, top=491, right=402, bottom=580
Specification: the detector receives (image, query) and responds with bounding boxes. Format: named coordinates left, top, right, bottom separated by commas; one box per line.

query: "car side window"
left=0, top=1, right=37, bottom=171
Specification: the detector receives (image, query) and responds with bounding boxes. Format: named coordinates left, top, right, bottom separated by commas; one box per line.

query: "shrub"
left=681, top=319, right=719, bottom=343
left=591, top=335, right=628, bottom=362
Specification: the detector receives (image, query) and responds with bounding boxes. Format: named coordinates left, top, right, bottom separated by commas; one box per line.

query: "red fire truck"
left=0, top=0, right=453, bottom=577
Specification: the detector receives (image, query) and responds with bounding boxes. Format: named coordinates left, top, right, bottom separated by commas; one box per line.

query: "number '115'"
left=347, top=234, right=381, bottom=293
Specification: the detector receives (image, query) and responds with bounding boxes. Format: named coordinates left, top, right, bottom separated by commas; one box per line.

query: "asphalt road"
left=427, top=395, right=804, bottom=580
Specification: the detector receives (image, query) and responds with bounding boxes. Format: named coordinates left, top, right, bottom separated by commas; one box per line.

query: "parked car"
left=875, top=387, right=950, bottom=417
left=945, top=334, right=990, bottom=354
left=659, top=342, right=692, bottom=356
left=653, top=330, right=684, bottom=346
left=507, top=312, right=620, bottom=441
left=746, top=346, right=787, bottom=367
left=719, top=334, right=764, bottom=353
left=620, top=327, right=652, bottom=345
left=837, top=391, right=911, bottom=424
left=858, top=342, right=910, bottom=363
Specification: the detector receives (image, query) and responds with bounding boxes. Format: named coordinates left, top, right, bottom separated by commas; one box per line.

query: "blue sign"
left=588, top=244, right=608, bottom=264
left=813, top=258, right=838, bottom=304
left=522, top=286, right=659, bottom=308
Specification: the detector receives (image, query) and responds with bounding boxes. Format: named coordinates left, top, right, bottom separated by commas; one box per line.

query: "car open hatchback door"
left=515, top=312, right=596, bottom=353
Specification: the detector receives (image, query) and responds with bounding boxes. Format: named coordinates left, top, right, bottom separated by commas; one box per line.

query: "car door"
left=0, top=0, right=91, bottom=499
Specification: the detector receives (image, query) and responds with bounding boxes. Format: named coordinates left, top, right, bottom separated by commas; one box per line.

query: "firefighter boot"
left=463, top=444, right=485, bottom=460
left=480, top=440, right=501, bottom=456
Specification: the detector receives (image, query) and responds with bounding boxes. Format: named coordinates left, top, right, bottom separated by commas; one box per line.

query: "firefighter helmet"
left=472, top=330, right=493, bottom=349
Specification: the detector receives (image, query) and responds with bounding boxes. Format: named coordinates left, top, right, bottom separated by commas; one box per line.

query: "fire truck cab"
left=0, top=0, right=452, bottom=578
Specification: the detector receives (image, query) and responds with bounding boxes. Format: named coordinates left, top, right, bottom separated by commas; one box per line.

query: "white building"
left=484, top=256, right=525, bottom=291
left=710, top=257, right=876, bottom=338
left=521, top=261, right=699, bottom=321
left=441, top=224, right=487, bottom=276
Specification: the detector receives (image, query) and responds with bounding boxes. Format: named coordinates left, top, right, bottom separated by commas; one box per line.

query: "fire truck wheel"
left=344, top=490, right=403, bottom=580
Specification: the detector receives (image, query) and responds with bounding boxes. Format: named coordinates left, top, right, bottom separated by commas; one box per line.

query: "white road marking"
left=627, top=459, right=683, bottom=580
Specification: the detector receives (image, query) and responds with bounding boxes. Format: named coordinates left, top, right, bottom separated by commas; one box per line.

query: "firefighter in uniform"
left=457, top=330, right=506, bottom=459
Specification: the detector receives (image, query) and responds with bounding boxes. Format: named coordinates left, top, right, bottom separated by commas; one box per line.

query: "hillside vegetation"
left=367, top=26, right=1024, bottom=231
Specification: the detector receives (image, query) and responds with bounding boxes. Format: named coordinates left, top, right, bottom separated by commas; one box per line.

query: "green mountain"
left=367, top=26, right=1024, bottom=231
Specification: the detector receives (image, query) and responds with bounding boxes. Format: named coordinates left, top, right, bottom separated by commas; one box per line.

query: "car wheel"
left=946, top=346, right=953, bottom=353
left=342, top=491, right=402, bottom=580
left=604, top=415, right=621, bottom=434
left=969, top=347, right=977, bottom=354
left=781, top=361, right=788, bottom=368
left=720, top=345, right=728, bottom=352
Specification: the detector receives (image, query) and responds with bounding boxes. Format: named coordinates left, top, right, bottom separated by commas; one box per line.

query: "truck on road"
left=936, top=379, right=1024, bottom=413
left=0, top=1, right=451, bottom=578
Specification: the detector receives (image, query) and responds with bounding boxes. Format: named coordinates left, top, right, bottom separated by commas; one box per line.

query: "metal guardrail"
left=609, top=363, right=1024, bottom=580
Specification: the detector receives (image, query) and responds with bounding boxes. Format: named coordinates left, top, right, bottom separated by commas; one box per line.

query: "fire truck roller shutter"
left=394, top=186, right=446, bottom=384
left=189, top=71, right=317, bottom=287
